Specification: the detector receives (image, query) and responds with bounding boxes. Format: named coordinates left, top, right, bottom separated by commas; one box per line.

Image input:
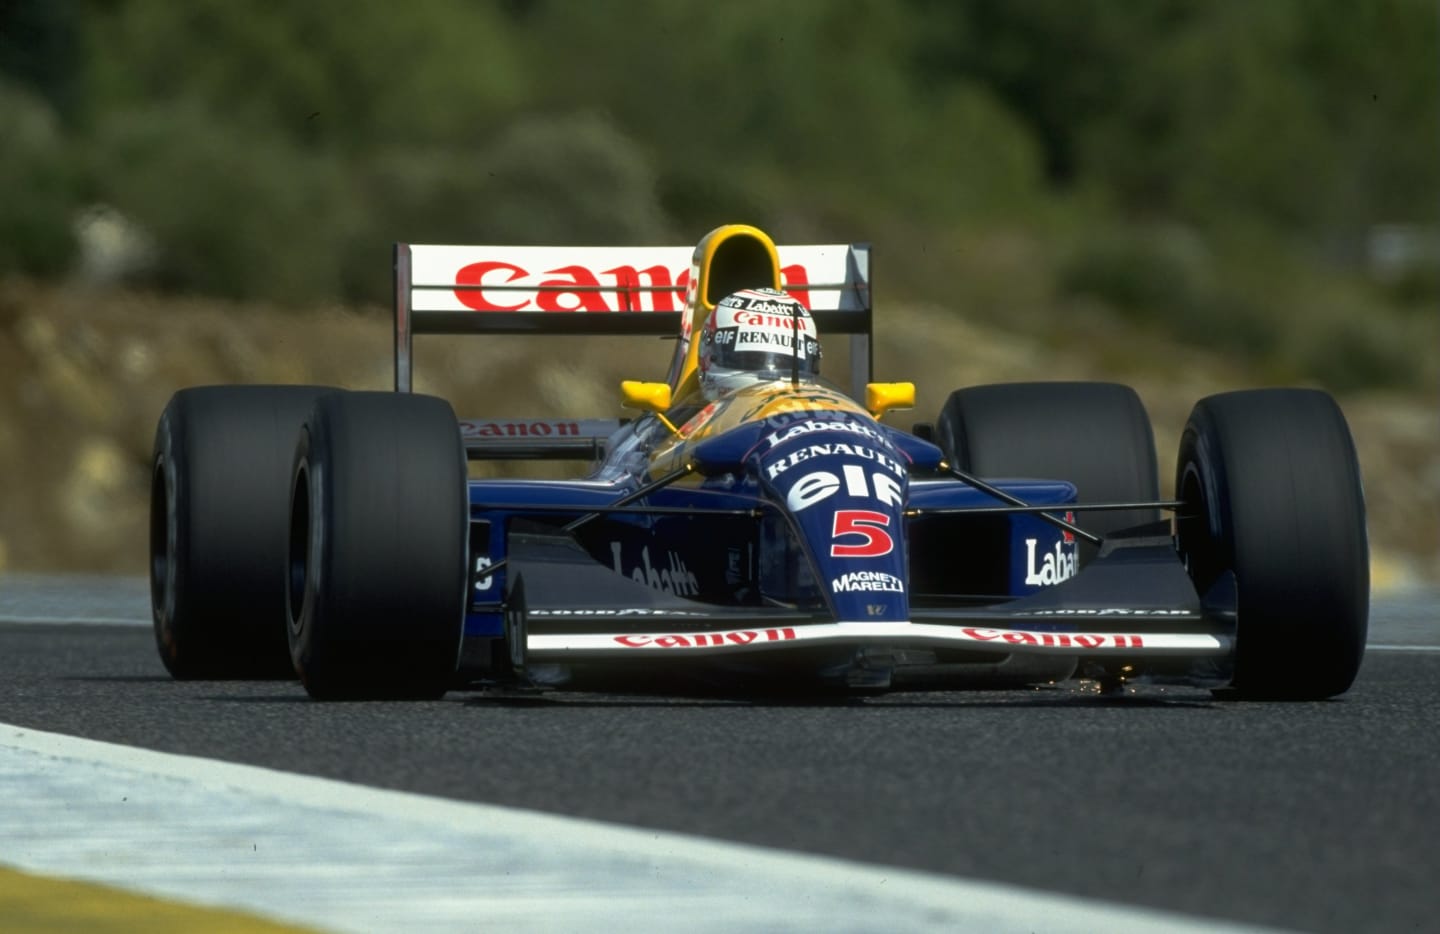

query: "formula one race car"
left=149, top=225, right=1369, bottom=701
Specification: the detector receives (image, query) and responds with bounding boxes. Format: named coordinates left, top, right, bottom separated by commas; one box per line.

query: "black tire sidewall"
left=1176, top=389, right=1369, bottom=699
left=288, top=391, right=469, bottom=700
left=151, top=385, right=335, bottom=679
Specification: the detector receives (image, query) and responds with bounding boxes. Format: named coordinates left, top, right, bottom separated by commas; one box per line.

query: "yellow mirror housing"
left=621, top=380, right=673, bottom=414
left=866, top=382, right=916, bottom=418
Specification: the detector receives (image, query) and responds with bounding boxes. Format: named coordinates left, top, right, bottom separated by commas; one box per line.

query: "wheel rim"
left=149, top=456, right=175, bottom=623
left=287, top=461, right=312, bottom=637
left=1175, top=462, right=1223, bottom=595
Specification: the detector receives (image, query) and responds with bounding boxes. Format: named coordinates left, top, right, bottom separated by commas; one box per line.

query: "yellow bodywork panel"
left=649, top=380, right=868, bottom=477
left=663, top=224, right=783, bottom=401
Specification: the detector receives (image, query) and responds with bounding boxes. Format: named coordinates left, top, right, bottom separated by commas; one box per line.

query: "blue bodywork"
left=462, top=405, right=1079, bottom=639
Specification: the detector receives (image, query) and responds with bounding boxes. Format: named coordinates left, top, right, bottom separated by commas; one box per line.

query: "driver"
left=697, top=288, right=821, bottom=401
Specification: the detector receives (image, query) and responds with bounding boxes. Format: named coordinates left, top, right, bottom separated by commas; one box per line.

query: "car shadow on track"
left=460, top=685, right=1223, bottom=710
left=64, top=677, right=1224, bottom=709
left=61, top=675, right=184, bottom=684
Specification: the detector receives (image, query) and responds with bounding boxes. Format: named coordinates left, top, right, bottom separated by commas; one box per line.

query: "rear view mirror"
left=621, top=380, right=673, bottom=414
left=866, top=382, right=915, bottom=419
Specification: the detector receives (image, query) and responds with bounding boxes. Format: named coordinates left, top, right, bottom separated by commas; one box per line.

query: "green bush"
left=1379, top=260, right=1440, bottom=311
left=77, top=0, right=526, bottom=151
left=86, top=104, right=364, bottom=304
left=1058, top=222, right=1428, bottom=392
left=0, top=81, right=79, bottom=277
left=339, top=112, right=675, bottom=305
left=1057, top=223, right=1294, bottom=361
left=1287, top=309, right=1424, bottom=393
left=0, top=0, right=1429, bottom=394
left=1058, top=224, right=1212, bottom=322
left=470, top=112, right=675, bottom=245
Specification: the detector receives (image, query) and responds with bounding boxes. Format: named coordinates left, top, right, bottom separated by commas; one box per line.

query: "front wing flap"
left=525, top=619, right=1229, bottom=660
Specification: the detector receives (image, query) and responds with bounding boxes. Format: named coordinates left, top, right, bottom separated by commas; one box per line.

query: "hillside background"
left=0, top=0, right=1436, bottom=586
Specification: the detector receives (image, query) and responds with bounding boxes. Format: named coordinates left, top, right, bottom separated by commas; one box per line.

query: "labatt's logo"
left=452, top=263, right=813, bottom=312
left=1024, top=538, right=1078, bottom=586
left=610, top=543, right=700, bottom=596
left=763, top=418, right=888, bottom=450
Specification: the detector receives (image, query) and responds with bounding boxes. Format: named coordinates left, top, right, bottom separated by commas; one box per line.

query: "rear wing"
left=393, top=241, right=874, bottom=398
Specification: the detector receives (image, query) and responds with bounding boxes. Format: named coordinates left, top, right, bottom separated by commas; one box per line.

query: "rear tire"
left=151, top=385, right=336, bottom=679
left=936, top=381, right=1160, bottom=554
left=1175, top=389, right=1368, bottom=699
left=287, top=392, right=469, bottom=700
left=934, top=382, right=1158, bottom=685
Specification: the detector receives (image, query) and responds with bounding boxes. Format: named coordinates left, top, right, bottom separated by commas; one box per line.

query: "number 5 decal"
left=831, top=509, right=894, bottom=558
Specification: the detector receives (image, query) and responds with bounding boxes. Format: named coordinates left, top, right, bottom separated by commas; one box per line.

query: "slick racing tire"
left=936, top=381, right=1161, bottom=555
left=1175, top=389, right=1368, bottom=700
left=288, top=391, right=468, bottom=700
left=151, top=385, right=337, bottom=679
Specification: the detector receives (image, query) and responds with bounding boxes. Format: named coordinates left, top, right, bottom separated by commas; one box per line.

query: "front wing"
left=503, top=529, right=1237, bottom=679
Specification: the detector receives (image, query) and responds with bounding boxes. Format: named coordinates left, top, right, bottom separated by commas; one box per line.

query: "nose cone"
left=756, top=414, right=910, bottom=623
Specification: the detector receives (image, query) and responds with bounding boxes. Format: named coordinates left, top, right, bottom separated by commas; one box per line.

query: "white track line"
left=0, top=614, right=147, bottom=626
left=1367, top=644, right=1440, bottom=653
left=0, top=724, right=1286, bottom=934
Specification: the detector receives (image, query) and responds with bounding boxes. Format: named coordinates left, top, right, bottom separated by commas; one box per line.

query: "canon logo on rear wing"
left=450, top=262, right=814, bottom=313
left=459, top=419, right=622, bottom=438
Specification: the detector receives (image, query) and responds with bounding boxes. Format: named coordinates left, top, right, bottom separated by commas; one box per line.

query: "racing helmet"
left=699, top=288, right=821, bottom=399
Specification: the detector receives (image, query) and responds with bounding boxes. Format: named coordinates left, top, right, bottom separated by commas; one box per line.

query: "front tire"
left=287, top=391, right=469, bottom=700
left=1175, top=389, right=1368, bottom=699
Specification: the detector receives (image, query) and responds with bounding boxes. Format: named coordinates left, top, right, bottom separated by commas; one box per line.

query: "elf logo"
left=785, top=465, right=904, bottom=513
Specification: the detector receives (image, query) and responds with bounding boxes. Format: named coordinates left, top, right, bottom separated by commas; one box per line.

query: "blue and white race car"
left=150, top=224, right=1369, bottom=700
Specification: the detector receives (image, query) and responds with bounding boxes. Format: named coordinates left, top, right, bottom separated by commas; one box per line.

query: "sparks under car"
left=149, top=224, right=1369, bottom=700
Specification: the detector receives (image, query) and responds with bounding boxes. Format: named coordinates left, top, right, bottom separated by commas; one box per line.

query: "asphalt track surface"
left=1, top=577, right=1436, bottom=934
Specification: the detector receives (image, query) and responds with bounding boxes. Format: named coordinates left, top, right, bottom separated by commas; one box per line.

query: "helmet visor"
left=708, top=326, right=820, bottom=380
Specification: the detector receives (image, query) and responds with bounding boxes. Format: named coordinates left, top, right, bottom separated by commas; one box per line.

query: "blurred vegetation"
left=0, top=0, right=1436, bottom=392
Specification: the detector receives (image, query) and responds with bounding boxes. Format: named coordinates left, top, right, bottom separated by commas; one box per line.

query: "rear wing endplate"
left=393, top=241, right=874, bottom=397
